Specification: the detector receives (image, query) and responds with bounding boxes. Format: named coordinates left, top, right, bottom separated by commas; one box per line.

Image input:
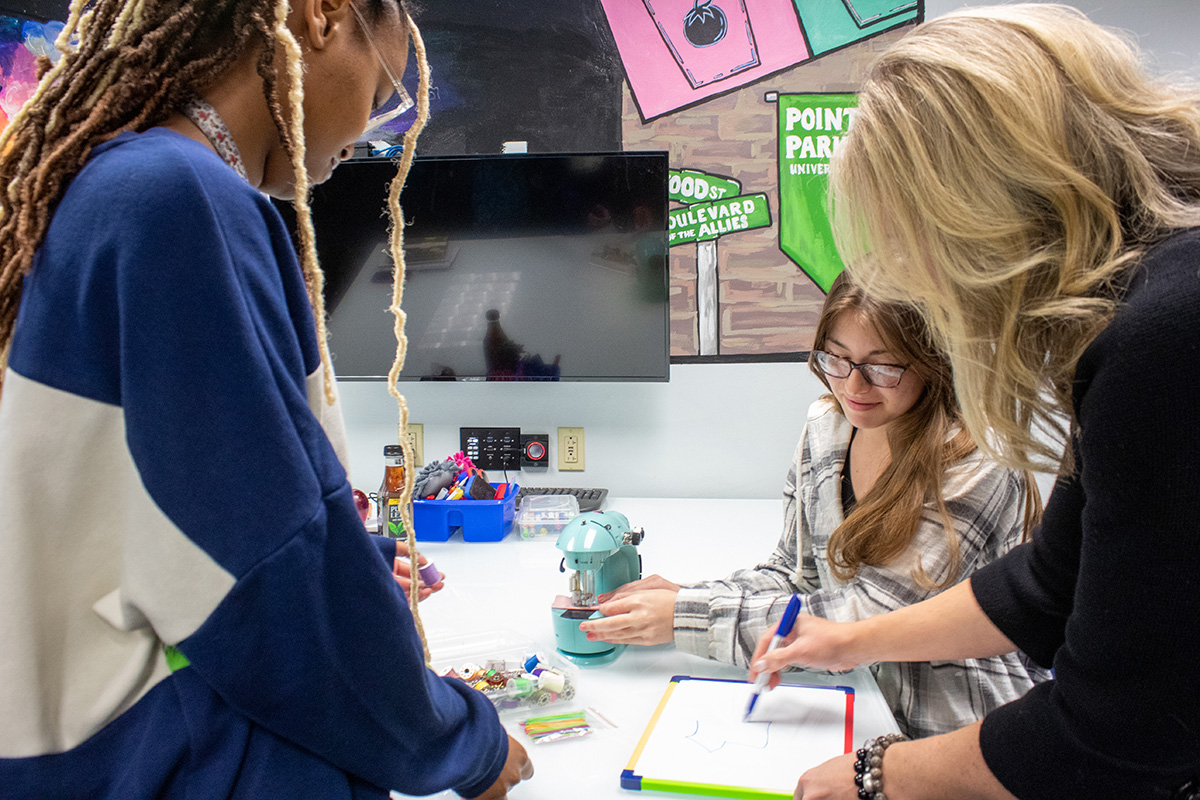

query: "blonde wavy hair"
left=810, top=273, right=1040, bottom=589
left=829, top=3, right=1200, bottom=474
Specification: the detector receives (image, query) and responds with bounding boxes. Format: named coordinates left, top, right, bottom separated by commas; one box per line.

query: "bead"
left=849, top=733, right=909, bottom=800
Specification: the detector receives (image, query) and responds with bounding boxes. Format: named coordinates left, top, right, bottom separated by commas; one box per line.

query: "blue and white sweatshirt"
left=0, top=128, right=508, bottom=799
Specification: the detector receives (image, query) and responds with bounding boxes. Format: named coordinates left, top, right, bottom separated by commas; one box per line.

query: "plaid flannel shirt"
left=674, top=399, right=1050, bottom=738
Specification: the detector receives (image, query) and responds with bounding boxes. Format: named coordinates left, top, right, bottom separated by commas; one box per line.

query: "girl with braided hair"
left=0, top=0, right=532, bottom=797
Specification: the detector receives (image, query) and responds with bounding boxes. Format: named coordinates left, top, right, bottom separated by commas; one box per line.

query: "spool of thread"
left=419, top=561, right=442, bottom=585
left=537, top=670, right=566, bottom=694
left=395, top=556, right=443, bottom=586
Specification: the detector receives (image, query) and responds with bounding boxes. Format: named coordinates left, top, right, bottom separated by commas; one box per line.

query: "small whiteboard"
left=621, top=676, right=854, bottom=799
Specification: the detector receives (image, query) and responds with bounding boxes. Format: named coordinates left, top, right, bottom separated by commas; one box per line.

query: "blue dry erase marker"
left=745, top=594, right=803, bottom=720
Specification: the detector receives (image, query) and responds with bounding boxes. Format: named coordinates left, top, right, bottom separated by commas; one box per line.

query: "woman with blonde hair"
left=582, top=270, right=1047, bottom=739
left=750, top=4, right=1200, bottom=799
left=0, top=0, right=532, bottom=796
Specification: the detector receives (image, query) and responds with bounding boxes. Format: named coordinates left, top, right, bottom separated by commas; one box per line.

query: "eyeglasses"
left=812, top=350, right=908, bottom=388
left=350, top=1, right=414, bottom=135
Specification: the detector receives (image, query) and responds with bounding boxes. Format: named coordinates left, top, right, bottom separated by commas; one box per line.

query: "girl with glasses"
left=581, top=271, right=1048, bottom=739
left=0, top=0, right=531, bottom=798
left=751, top=5, right=1200, bottom=799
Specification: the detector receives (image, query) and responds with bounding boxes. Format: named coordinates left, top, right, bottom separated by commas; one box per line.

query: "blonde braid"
left=385, top=11, right=432, bottom=661
left=272, top=1, right=433, bottom=655
left=270, top=0, right=338, bottom=410
left=107, top=0, right=145, bottom=44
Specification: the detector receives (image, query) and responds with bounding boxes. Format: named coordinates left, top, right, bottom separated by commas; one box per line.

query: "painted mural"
left=600, top=0, right=916, bottom=122
left=0, top=1, right=923, bottom=361
left=0, top=14, right=62, bottom=132
left=774, top=92, right=858, bottom=293
left=613, top=1, right=921, bottom=357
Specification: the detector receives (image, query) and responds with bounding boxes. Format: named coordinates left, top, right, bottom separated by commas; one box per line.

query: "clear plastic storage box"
left=428, top=630, right=578, bottom=715
left=515, top=494, right=580, bottom=540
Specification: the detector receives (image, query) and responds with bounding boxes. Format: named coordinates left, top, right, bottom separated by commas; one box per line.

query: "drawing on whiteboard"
left=684, top=719, right=773, bottom=753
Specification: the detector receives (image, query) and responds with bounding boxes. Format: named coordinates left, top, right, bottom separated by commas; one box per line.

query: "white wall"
left=923, top=1, right=1200, bottom=78
left=340, top=363, right=825, bottom=499
left=339, top=0, right=1195, bottom=500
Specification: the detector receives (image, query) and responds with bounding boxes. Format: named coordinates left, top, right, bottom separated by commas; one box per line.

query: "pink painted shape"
left=602, top=0, right=811, bottom=121
left=644, top=0, right=760, bottom=89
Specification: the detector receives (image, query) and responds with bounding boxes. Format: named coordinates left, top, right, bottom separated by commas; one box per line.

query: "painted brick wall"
left=622, top=27, right=911, bottom=357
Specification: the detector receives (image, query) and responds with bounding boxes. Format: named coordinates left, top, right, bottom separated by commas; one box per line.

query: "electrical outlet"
left=405, top=423, right=424, bottom=466
left=557, top=426, right=585, bottom=471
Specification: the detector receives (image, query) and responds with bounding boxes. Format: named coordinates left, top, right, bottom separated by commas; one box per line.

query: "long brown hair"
left=829, top=4, right=1200, bottom=475
left=810, top=272, right=1041, bottom=589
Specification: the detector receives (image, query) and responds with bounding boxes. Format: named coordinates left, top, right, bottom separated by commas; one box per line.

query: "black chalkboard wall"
left=0, top=0, right=625, bottom=155
left=411, top=0, right=624, bottom=155
left=0, top=0, right=67, bottom=22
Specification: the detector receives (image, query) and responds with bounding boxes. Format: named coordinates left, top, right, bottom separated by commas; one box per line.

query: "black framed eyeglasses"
left=812, top=350, right=908, bottom=388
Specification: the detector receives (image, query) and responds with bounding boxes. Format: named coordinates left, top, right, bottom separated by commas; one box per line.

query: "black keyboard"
left=515, top=486, right=608, bottom=513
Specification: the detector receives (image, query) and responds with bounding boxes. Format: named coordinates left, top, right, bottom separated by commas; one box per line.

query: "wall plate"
left=406, top=423, right=424, bottom=466
left=460, top=427, right=521, bottom=471
left=557, top=426, right=585, bottom=471
left=520, top=433, right=549, bottom=468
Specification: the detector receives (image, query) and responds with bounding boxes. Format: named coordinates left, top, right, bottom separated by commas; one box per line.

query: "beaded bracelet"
left=853, top=733, right=909, bottom=800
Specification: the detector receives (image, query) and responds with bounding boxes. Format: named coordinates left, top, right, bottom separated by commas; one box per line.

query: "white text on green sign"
left=668, top=169, right=742, bottom=204
left=668, top=193, right=771, bottom=244
left=782, top=105, right=856, bottom=171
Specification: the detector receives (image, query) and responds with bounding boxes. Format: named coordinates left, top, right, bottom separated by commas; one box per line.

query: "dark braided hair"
left=0, top=0, right=414, bottom=393
left=0, top=0, right=288, bottom=358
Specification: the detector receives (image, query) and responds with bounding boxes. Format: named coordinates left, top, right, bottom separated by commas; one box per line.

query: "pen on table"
left=745, top=593, right=803, bottom=720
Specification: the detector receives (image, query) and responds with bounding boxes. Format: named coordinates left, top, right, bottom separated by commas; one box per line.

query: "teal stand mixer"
left=551, top=510, right=645, bottom=665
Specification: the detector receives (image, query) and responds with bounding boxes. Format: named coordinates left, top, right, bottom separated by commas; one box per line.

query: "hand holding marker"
left=745, top=594, right=803, bottom=720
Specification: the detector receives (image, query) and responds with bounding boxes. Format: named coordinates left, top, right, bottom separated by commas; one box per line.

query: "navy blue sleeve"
left=98, top=141, right=507, bottom=797
left=372, top=534, right=400, bottom=568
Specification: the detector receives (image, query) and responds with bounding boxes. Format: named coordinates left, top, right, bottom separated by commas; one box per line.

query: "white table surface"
left=394, top=497, right=899, bottom=800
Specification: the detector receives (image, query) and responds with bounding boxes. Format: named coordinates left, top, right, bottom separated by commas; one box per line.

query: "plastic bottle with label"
left=378, top=444, right=406, bottom=538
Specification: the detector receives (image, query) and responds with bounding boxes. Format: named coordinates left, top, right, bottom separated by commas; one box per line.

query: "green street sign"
left=776, top=93, right=857, bottom=292
left=668, top=169, right=742, bottom=205
left=668, top=192, right=771, bottom=245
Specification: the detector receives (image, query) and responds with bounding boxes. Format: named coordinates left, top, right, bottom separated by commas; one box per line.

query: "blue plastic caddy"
left=412, top=481, right=520, bottom=542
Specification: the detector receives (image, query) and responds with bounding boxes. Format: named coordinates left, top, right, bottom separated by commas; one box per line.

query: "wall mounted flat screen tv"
left=279, top=152, right=670, bottom=381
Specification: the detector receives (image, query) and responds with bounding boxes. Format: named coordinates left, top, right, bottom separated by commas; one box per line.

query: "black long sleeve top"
left=972, top=228, right=1200, bottom=800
